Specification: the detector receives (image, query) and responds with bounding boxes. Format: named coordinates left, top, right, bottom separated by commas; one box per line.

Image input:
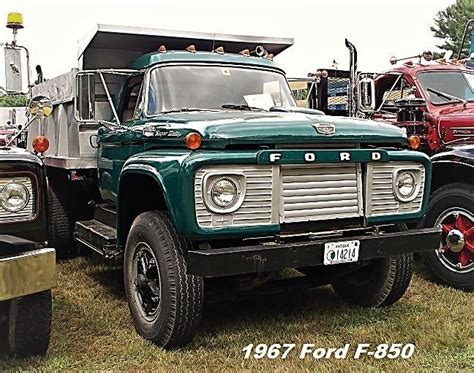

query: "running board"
left=75, top=219, right=120, bottom=258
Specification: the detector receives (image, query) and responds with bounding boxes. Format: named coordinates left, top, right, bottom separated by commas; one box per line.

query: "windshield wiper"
left=159, top=108, right=216, bottom=115
left=221, top=104, right=267, bottom=111
left=426, top=88, right=467, bottom=106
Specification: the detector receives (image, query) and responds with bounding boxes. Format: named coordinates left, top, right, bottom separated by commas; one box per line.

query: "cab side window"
left=121, top=74, right=144, bottom=122
left=376, top=77, right=413, bottom=109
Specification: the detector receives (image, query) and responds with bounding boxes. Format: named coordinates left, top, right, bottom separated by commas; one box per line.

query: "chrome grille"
left=280, top=164, right=362, bottom=223
left=366, top=162, right=425, bottom=217
left=0, top=177, right=35, bottom=222
left=195, top=166, right=274, bottom=227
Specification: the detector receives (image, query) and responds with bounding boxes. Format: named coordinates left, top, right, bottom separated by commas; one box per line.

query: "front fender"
left=117, top=150, right=191, bottom=246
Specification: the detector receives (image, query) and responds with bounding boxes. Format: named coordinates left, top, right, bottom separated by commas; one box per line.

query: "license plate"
left=323, top=240, right=360, bottom=265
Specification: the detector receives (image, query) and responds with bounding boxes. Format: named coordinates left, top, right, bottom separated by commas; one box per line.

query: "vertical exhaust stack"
left=345, top=39, right=357, bottom=118
left=457, top=19, right=473, bottom=60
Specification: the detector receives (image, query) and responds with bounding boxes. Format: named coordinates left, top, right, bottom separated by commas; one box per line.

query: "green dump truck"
left=28, top=25, right=441, bottom=348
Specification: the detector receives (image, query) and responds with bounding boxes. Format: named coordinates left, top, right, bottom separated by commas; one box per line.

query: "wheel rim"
left=131, top=242, right=162, bottom=322
left=434, top=208, right=474, bottom=273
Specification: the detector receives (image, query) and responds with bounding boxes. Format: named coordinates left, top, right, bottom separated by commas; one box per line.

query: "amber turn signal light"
left=32, top=135, right=49, bottom=153
left=185, top=132, right=202, bottom=150
left=408, top=135, right=421, bottom=150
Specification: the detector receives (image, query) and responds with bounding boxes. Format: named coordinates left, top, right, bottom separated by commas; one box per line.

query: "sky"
left=0, top=0, right=456, bottom=82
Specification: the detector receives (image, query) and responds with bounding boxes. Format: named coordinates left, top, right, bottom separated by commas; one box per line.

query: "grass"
left=1, top=257, right=473, bottom=372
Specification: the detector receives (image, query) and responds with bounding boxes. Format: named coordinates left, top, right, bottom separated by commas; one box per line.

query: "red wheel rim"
left=435, top=208, right=473, bottom=273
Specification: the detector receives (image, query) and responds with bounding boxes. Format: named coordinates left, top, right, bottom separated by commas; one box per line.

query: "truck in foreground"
left=0, top=13, right=56, bottom=357
left=28, top=25, right=440, bottom=348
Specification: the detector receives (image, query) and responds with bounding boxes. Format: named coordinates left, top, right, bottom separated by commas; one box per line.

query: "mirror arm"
left=98, top=70, right=121, bottom=125
left=15, top=45, right=31, bottom=90
left=6, top=114, right=38, bottom=147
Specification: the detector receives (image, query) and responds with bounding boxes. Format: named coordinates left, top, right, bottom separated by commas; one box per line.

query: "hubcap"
left=131, top=242, right=161, bottom=322
left=435, top=208, right=474, bottom=273
left=446, top=229, right=465, bottom=252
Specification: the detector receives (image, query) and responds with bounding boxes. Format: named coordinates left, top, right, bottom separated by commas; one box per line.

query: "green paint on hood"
left=143, top=111, right=407, bottom=148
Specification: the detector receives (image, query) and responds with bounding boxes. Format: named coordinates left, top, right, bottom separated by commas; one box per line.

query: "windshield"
left=146, top=65, right=296, bottom=115
left=418, top=70, right=474, bottom=104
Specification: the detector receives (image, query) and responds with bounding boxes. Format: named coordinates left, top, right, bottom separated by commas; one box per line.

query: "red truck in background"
left=308, top=41, right=474, bottom=154
left=368, top=61, right=474, bottom=153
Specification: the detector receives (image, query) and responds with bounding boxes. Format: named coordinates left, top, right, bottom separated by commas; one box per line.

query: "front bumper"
left=0, top=247, right=56, bottom=301
left=187, top=227, right=441, bottom=278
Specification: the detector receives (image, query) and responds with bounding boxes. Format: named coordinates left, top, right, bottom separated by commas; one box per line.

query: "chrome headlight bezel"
left=1, top=181, right=30, bottom=213
left=392, top=168, right=422, bottom=202
left=202, top=173, right=246, bottom=214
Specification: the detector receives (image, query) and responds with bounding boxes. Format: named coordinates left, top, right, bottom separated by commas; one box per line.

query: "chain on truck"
left=26, top=23, right=442, bottom=348
left=0, top=13, right=56, bottom=357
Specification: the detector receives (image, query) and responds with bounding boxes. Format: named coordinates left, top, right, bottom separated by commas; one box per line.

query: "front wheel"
left=419, top=183, right=473, bottom=290
left=5, top=290, right=52, bottom=357
left=124, top=211, right=204, bottom=349
left=332, top=254, right=413, bottom=307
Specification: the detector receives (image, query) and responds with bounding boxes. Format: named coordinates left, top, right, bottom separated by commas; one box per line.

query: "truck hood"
left=432, top=102, right=474, bottom=116
left=144, top=111, right=407, bottom=148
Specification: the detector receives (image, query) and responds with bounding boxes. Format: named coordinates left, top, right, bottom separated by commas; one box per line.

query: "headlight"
left=211, top=178, right=237, bottom=207
left=203, top=174, right=246, bottom=213
left=393, top=170, right=419, bottom=202
left=1, top=181, right=30, bottom=212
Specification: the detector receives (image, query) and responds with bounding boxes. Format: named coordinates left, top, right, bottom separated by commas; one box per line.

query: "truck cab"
left=30, top=25, right=441, bottom=348
left=370, top=63, right=474, bottom=153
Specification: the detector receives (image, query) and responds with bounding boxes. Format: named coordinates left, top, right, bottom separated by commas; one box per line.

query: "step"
left=75, top=219, right=118, bottom=258
left=94, top=204, right=116, bottom=228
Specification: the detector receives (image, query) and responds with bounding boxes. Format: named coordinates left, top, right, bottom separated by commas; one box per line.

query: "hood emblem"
left=313, top=123, right=336, bottom=135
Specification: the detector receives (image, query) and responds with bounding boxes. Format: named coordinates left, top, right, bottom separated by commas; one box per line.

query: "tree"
left=431, top=0, right=474, bottom=58
left=0, top=94, right=28, bottom=107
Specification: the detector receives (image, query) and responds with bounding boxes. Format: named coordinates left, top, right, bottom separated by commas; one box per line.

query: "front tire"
left=124, top=211, right=204, bottom=349
left=332, top=254, right=413, bottom=307
left=6, top=290, right=52, bottom=357
left=419, top=183, right=474, bottom=290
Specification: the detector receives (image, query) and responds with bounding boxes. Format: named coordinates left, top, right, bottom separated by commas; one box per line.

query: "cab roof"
left=386, top=61, right=470, bottom=76
left=131, top=50, right=284, bottom=71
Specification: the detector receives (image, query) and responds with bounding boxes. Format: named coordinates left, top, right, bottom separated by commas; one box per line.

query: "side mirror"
left=29, top=95, right=53, bottom=118
left=6, top=95, right=53, bottom=147
left=3, top=46, right=23, bottom=93
left=358, top=74, right=376, bottom=112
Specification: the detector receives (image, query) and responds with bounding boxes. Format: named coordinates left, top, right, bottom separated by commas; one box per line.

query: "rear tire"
left=419, top=183, right=474, bottom=291
left=48, top=183, right=77, bottom=258
left=0, top=301, right=9, bottom=353
left=6, top=290, right=52, bottom=357
left=124, top=211, right=204, bottom=349
left=332, top=254, right=413, bottom=307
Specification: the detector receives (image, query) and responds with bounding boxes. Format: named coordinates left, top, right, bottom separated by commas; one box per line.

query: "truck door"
left=98, top=74, right=145, bottom=204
